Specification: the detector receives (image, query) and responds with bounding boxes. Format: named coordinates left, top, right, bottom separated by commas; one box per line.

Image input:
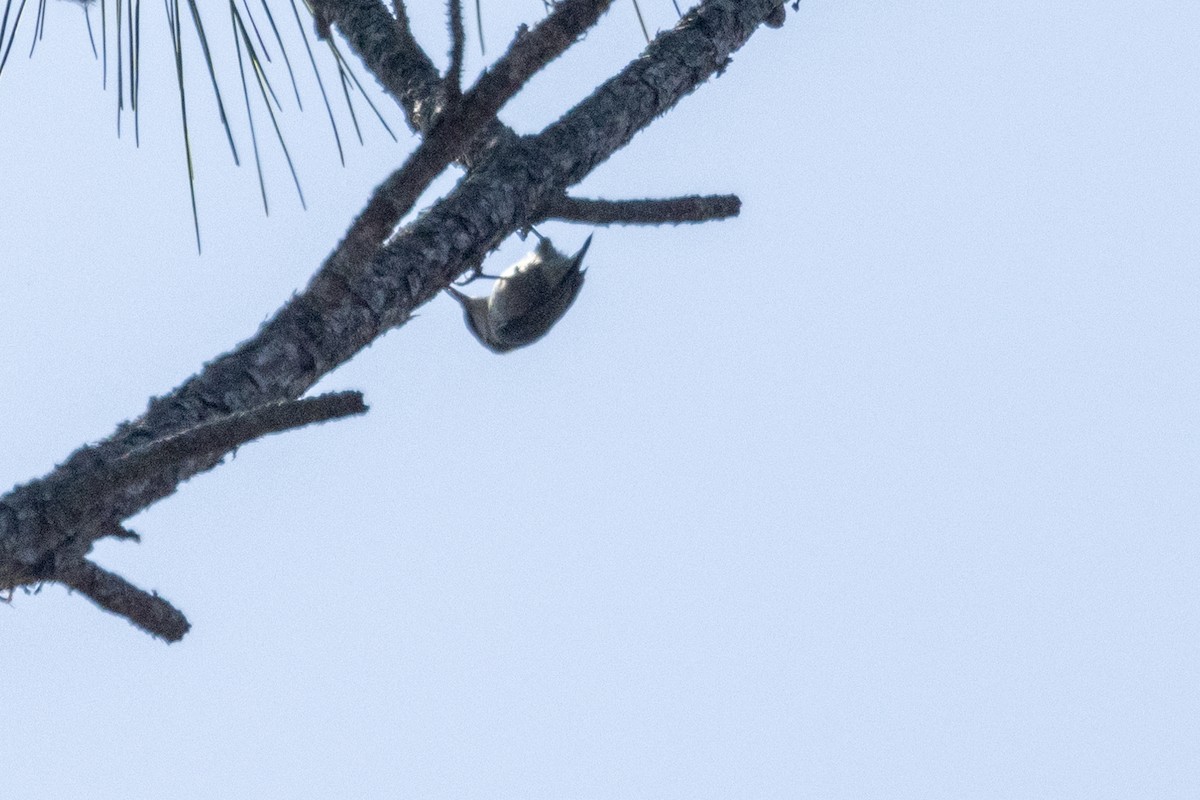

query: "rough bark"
left=0, top=0, right=789, bottom=640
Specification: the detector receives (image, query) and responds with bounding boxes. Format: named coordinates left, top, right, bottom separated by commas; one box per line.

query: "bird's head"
left=445, top=286, right=509, bottom=353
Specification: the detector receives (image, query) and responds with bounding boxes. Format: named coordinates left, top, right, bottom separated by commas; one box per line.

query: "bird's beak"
left=572, top=234, right=593, bottom=265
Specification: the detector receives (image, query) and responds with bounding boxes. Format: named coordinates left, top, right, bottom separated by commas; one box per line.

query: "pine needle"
left=115, top=0, right=123, bottom=135
left=27, top=0, right=46, bottom=57
left=631, top=0, right=648, bottom=43
left=474, top=0, right=483, bottom=54
left=231, top=0, right=267, bottom=214
left=232, top=0, right=305, bottom=210
left=289, top=0, right=342, bottom=165
left=257, top=0, right=300, bottom=108
left=167, top=0, right=202, bottom=251
left=185, top=0, right=241, bottom=164
left=0, top=0, right=30, bottom=77
left=100, top=0, right=106, bottom=87
left=131, top=0, right=140, bottom=145
left=83, top=2, right=97, bottom=58
left=335, top=56, right=362, bottom=145
left=325, top=36, right=395, bottom=142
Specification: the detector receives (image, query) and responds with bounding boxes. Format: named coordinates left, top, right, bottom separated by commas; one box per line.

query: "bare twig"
left=50, top=391, right=367, bottom=528
left=446, top=0, right=464, bottom=98
left=121, top=390, right=366, bottom=477
left=99, top=520, right=141, bottom=542
left=57, top=560, right=191, bottom=642
left=94, top=391, right=366, bottom=505
left=541, top=194, right=741, bottom=225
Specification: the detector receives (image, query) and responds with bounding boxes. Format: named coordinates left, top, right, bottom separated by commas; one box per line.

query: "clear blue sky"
left=2, top=1, right=1198, bottom=797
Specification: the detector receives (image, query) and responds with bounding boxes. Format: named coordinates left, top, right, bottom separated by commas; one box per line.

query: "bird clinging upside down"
left=446, top=234, right=593, bottom=354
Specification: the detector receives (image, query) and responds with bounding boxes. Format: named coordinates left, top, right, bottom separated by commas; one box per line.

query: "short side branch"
left=446, top=0, right=465, bottom=98
left=115, top=390, right=368, bottom=480
left=57, top=560, right=191, bottom=643
left=100, top=520, right=141, bottom=542
left=541, top=194, right=741, bottom=225
left=60, top=391, right=368, bottom=525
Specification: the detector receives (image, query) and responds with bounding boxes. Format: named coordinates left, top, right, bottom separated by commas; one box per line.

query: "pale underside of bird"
left=447, top=234, right=592, bottom=354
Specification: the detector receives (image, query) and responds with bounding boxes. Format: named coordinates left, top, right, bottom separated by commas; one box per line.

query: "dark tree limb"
left=322, top=0, right=615, bottom=277
left=99, top=520, right=141, bottom=542
left=44, top=391, right=366, bottom=542
left=66, top=391, right=369, bottom=521
left=309, top=0, right=443, bottom=132
left=540, top=194, right=741, bottom=225
left=0, top=0, right=788, bottom=639
left=0, top=392, right=366, bottom=631
left=446, top=0, right=465, bottom=99
left=57, top=560, right=191, bottom=643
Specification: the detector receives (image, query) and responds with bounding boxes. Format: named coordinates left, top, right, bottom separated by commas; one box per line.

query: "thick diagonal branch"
left=0, top=0, right=786, bottom=627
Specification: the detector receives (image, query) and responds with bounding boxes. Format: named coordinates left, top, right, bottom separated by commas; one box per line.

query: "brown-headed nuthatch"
left=446, top=234, right=592, bottom=353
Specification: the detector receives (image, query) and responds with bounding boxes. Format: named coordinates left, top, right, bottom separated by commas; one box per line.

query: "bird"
left=446, top=234, right=592, bottom=353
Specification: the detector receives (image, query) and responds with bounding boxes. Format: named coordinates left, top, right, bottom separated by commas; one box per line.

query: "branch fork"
left=0, top=0, right=789, bottom=640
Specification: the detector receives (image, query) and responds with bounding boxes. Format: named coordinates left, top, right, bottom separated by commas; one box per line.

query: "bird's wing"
left=488, top=260, right=554, bottom=324
left=495, top=269, right=586, bottom=346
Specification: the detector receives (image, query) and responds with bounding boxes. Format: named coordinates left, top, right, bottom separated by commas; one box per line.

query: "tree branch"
left=540, top=194, right=741, bottom=225
left=446, top=0, right=465, bottom=99
left=321, top=0, right=615, bottom=279
left=306, top=0, right=442, bottom=131
left=62, top=391, right=368, bottom=521
left=0, top=0, right=788, bottom=637
left=0, top=393, right=366, bottom=594
left=57, top=560, right=191, bottom=643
